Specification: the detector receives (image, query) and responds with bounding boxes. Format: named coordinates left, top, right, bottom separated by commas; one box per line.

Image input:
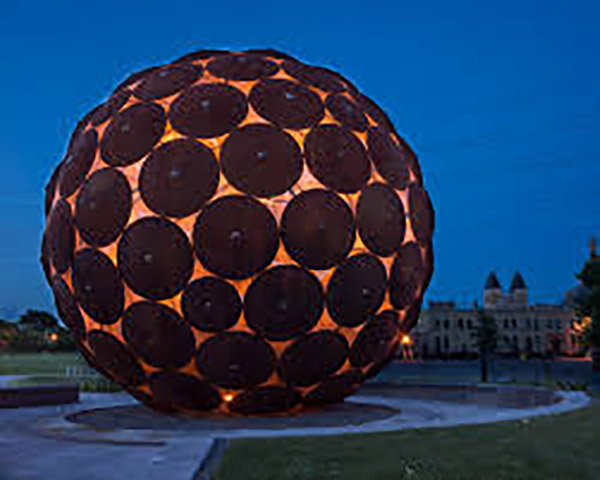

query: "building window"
left=526, top=318, right=532, bottom=330
left=435, top=337, right=441, bottom=354
left=512, top=318, right=517, bottom=329
left=435, top=320, right=440, bottom=328
left=534, top=319, right=539, bottom=331
left=555, top=319, right=561, bottom=330
left=443, top=320, right=450, bottom=329
left=504, top=319, right=509, bottom=329
left=444, top=337, right=449, bottom=350
left=458, top=318, right=464, bottom=329
left=547, top=319, right=553, bottom=329
left=467, top=319, right=473, bottom=329
left=526, top=336, right=533, bottom=352
left=504, top=336, right=509, bottom=344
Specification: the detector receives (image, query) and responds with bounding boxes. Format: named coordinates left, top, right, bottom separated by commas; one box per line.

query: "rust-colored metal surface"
left=41, top=49, right=434, bottom=415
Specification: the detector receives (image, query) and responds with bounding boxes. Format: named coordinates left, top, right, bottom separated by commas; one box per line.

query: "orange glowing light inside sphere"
left=41, top=49, right=435, bottom=415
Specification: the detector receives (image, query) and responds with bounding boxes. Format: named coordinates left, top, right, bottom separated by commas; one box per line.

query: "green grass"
left=216, top=400, right=600, bottom=480
left=9, top=374, right=122, bottom=393
left=0, top=351, right=84, bottom=375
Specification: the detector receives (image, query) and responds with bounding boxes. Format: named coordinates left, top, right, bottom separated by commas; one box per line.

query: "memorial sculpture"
left=41, top=49, right=434, bottom=414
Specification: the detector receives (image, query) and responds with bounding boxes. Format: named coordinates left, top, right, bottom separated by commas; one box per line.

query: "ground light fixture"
left=41, top=49, right=435, bottom=415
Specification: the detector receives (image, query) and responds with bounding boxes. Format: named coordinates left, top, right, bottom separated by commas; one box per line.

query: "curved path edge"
left=36, top=389, right=591, bottom=442
left=1, top=378, right=591, bottom=480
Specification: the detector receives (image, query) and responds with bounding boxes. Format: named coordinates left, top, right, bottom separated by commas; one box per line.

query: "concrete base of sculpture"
left=66, top=398, right=398, bottom=432
left=33, top=383, right=589, bottom=444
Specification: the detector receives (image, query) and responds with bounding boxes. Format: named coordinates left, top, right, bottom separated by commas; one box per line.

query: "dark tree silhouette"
left=574, top=244, right=600, bottom=373
left=5, top=310, right=76, bottom=351
left=17, top=310, right=59, bottom=331
left=472, top=305, right=498, bottom=382
left=0, top=319, right=18, bottom=347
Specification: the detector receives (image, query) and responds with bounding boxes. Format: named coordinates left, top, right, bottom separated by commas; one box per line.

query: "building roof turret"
left=484, top=272, right=501, bottom=289
left=510, top=271, right=527, bottom=291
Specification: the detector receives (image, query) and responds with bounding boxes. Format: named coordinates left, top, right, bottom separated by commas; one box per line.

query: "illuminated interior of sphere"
left=41, top=49, right=435, bottom=415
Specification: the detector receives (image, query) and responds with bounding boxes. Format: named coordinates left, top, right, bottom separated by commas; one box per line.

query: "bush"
left=78, top=376, right=122, bottom=393
left=11, top=375, right=122, bottom=393
left=10, top=329, right=46, bottom=352
left=554, top=380, right=589, bottom=391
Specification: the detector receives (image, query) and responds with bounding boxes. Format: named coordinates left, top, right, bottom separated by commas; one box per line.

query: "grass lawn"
left=0, top=351, right=84, bottom=375
left=216, top=398, right=600, bottom=480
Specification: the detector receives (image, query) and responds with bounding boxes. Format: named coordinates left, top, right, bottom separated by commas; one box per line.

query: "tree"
left=11, top=327, right=47, bottom=352
left=17, top=310, right=59, bottom=331
left=0, top=319, right=18, bottom=348
left=472, top=305, right=498, bottom=382
left=573, top=242, right=600, bottom=374
left=6, top=309, right=78, bottom=352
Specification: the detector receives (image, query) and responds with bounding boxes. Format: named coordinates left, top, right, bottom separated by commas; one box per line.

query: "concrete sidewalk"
left=0, top=379, right=592, bottom=480
left=0, top=393, right=213, bottom=480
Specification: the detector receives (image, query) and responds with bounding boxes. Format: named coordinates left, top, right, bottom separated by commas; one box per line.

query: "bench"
left=0, top=383, right=79, bottom=408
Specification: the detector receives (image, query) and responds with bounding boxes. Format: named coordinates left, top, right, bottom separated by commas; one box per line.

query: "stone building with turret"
left=413, top=271, right=577, bottom=358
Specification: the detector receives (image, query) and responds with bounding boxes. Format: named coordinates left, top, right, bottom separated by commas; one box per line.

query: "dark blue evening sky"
left=0, top=0, right=598, bottom=318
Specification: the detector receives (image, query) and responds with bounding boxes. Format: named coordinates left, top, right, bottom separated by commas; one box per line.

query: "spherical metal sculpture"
left=41, top=49, right=435, bottom=415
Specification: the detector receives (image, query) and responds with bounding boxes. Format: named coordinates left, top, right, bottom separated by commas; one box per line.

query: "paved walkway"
left=0, top=376, right=592, bottom=480
left=0, top=392, right=213, bottom=480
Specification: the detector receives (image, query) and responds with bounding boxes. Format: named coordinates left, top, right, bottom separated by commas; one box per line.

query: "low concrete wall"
left=0, top=383, right=79, bottom=408
left=365, top=382, right=560, bottom=408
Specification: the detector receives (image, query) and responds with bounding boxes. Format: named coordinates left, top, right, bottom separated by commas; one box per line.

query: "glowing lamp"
left=401, top=335, right=412, bottom=346
left=41, top=49, right=434, bottom=415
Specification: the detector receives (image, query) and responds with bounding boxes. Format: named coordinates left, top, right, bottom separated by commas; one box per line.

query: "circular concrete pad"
left=32, top=383, right=591, bottom=444
left=66, top=400, right=399, bottom=432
